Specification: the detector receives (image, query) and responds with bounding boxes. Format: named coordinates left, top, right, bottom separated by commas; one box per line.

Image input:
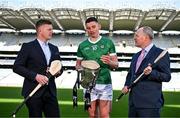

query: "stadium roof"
left=0, top=8, right=180, bottom=32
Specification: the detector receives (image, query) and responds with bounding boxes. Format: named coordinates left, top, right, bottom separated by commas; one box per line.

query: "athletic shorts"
left=88, top=84, right=113, bottom=101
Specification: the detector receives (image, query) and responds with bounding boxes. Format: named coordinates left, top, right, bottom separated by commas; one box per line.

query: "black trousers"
left=129, top=105, right=161, bottom=117
left=25, top=89, right=60, bottom=118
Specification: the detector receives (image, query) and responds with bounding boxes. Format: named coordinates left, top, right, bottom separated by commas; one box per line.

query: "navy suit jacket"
left=13, top=39, right=61, bottom=97
left=125, top=45, right=171, bottom=108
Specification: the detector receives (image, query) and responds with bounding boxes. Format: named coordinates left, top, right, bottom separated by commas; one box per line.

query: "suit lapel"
left=48, top=43, right=53, bottom=65
left=34, top=39, right=47, bottom=65
left=142, top=45, right=156, bottom=64
left=132, top=51, right=141, bottom=73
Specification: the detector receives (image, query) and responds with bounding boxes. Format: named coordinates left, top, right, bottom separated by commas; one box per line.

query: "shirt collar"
left=37, top=39, right=48, bottom=47
left=143, top=43, right=153, bottom=53
left=88, top=36, right=102, bottom=44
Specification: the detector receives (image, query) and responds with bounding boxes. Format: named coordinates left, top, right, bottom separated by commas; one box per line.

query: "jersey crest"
left=100, top=45, right=104, bottom=49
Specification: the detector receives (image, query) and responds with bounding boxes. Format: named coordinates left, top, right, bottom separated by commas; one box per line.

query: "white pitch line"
left=0, top=98, right=84, bottom=105
left=164, top=104, right=180, bottom=108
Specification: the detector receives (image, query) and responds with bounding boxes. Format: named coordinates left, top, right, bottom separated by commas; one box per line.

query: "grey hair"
left=142, top=26, right=154, bottom=39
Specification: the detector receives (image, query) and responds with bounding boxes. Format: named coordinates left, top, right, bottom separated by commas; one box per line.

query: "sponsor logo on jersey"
left=84, top=47, right=90, bottom=51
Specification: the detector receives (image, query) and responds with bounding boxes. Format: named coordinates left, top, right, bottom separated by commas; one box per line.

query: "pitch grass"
left=0, top=87, right=179, bottom=117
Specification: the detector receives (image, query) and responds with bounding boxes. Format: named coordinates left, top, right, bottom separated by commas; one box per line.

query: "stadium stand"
left=0, top=33, right=180, bottom=47
left=0, top=32, right=180, bottom=71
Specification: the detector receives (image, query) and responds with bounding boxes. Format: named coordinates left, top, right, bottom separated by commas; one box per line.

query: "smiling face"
left=86, top=21, right=101, bottom=40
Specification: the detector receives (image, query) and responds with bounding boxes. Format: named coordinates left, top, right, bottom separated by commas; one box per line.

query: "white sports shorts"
left=88, top=84, right=113, bottom=101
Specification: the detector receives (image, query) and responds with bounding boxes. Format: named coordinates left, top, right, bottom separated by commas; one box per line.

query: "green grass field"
left=0, top=87, right=179, bottom=117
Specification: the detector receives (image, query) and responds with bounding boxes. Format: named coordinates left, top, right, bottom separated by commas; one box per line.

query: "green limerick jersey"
left=77, top=36, right=116, bottom=84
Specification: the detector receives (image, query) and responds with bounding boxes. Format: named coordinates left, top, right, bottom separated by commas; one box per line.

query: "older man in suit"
left=13, top=19, right=61, bottom=117
left=122, top=26, right=171, bottom=117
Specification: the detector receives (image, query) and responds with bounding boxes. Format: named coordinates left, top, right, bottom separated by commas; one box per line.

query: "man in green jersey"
left=76, top=17, right=118, bottom=118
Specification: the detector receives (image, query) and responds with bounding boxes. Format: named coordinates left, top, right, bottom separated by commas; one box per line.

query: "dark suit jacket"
left=13, top=39, right=61, bottom=97
left=125, top=45, right=171, bottom=108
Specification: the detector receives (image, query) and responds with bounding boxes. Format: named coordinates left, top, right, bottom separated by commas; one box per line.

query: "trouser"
left=25, top=89, right=60, bottom=118
left=129, top=105, right=160, bottom=117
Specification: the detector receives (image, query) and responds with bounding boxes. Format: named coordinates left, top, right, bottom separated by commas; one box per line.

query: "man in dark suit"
left=122, top=26, right=171, bottom=117
left=13, top=19, right=61, bottom=117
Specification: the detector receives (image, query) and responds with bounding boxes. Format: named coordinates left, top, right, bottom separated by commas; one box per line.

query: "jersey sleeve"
left=109, top=40, right=116, bottom=56
left=76, top=45, right=83, bottom=60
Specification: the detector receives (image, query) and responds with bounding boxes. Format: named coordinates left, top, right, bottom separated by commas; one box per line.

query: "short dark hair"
left=36, top=19, right=52, bottom=29
left=85, top=17, right=98, bottom=24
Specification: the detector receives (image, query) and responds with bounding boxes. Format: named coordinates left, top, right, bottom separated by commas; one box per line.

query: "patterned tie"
left=42, top=42, right=51, bottom=65
left=136, top=49, right=145, bottom=72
